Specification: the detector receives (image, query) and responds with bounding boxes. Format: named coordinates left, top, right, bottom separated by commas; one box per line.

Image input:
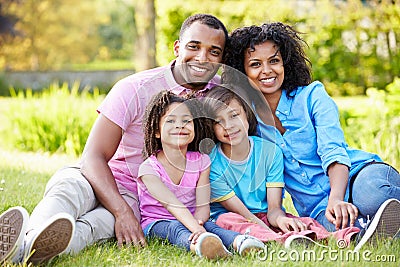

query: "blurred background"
left=1, top=0, right=399, bottom=95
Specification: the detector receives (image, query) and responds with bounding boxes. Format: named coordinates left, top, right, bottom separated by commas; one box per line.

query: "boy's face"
left=213, top=99, right=249, bottom=147
left=173, top=21, right=226, bottom=90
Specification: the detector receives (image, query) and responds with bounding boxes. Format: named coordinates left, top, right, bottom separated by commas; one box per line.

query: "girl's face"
left=157, top=102, right=195, bottom=149
left=244, top=40, right=284, bottom=96
left=213, top=99, right=249, bottom=147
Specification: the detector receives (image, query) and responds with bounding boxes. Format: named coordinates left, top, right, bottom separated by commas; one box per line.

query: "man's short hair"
left=179, top=13, right=228, bottom=43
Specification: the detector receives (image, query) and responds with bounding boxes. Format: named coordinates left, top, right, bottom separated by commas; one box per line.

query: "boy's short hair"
left=204, top=85, right=258, bottom=136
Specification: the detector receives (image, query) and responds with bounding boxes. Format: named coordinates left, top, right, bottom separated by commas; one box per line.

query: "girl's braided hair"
left=223, top=22, right=312, bottom=97
left=142, top=90, right=214, bottom=159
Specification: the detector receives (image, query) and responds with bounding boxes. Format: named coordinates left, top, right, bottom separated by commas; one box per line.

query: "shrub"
left=3, top=82, right=104, bottom=156
left=339, top=77, right=400, bottom=168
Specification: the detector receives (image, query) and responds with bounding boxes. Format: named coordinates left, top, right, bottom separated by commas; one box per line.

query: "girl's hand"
left=276, top=216, right=308, bottom=233
left=326, top=199, right=358, bottom=230
left=189, top=227, right=207, bottom=244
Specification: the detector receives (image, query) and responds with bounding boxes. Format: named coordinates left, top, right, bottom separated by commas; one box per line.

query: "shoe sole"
left=27, top=216, right=74, bottom=264
left=0, top=207, right=28, bottom=263
left=354, top=199, right=400, bottom=251
left=198, top=235, right=231, bottom=259
left=238, top=238, right=265, bottom=256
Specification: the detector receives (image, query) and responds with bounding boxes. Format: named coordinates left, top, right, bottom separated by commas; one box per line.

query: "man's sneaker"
left=0, top=207, right=29, bottom=263
left=25, top=213, right=75, bottom=264
left=354, top=198, right=400, bottom=252
left=235, top=234, right=265, bottom=255
left=195, top=232, right=232, bottom=259
left=284, top=235, right=328, bottom=249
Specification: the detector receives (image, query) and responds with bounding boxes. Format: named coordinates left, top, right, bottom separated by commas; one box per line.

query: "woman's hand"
left=326, top=198, right=358, bottom=230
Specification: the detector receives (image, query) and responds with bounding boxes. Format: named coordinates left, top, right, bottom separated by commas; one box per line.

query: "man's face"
left=173, top=22, right=226, bottom=90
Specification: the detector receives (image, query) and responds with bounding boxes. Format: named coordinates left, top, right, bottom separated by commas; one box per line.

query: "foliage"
left=338, top=77, right=400, bottom=169
left=156, top=0, right=400, bottom=95
left=0, top=0, right=107, bottom=71
left=1, top=82, right=103, bottom=157
left=0, top=0, right=399, bottom=96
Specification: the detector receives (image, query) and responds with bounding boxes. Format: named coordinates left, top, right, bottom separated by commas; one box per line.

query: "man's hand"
left=114, top=209, right=147, bottom=248
left=326, top=199, right=358, bottom=230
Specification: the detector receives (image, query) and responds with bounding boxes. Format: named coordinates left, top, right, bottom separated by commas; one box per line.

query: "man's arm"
left=80, top=114, right=146, bottom=247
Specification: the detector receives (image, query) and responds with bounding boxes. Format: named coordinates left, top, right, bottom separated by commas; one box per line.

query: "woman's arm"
left=80, top=114, right=145, bottom=247
left=326, top=162, right=358, bottom=229
left=266, top=187, right=307, bottom=233
left=310, top=84, right=358, bottom=229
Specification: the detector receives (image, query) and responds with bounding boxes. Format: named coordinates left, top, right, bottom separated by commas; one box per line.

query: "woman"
left=222, top=22, right=400, bottom=250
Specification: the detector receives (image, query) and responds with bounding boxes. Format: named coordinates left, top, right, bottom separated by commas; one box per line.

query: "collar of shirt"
left=275, top=89, right=296, bottom=118
left=167, top=60, right=220, bottom=97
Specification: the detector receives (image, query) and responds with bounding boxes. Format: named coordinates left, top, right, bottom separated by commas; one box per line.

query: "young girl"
left=223, top=22, right=400, bottom=250
left=137, top=90, right=264, bottom=259
left=204, top=85, right=359, bottom=247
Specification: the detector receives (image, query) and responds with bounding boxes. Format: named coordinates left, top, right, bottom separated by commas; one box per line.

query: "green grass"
left=1, top=149, right=399, bottom=267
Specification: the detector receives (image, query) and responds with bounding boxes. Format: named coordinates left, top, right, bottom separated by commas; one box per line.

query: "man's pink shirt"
left=97, top=61, right=220, bottom=195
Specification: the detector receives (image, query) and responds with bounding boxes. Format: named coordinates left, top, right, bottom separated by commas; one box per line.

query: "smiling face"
left=244, top=40, right=284, bottom=97
left=173, top=21, right=226, bottom=91
left=156, top=102, right=195, bottom=150
left=213, top=99, right=249, bottom=148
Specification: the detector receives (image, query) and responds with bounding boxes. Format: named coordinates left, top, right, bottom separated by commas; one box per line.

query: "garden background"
left=0, top=0, right=399, bottom=266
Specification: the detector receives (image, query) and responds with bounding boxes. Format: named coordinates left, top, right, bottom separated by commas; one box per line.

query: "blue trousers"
left=316, top=162, right=400, bottom=231
left=145, top=220, right=239, bottom=251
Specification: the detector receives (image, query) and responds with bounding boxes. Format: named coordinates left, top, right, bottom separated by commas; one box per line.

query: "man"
left=0, top=13, right=227, bottom=265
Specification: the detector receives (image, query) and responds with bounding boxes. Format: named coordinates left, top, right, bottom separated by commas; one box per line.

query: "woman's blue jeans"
left=145, top=220, right=239, bottom=251
left=316, top=163, right=400, bottom=231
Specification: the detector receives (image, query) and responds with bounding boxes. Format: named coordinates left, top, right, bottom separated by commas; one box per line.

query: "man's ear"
left=173, top=40, right=180, bottom=57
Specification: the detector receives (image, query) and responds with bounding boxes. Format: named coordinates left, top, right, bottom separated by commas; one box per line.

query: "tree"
left=133, top=0, right=156, bottom=70
left=0, top=0, right=20, bottom=44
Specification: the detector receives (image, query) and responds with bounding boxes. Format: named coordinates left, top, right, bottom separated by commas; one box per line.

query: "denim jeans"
left=146, top=220, right=239, bottom=251
left=315, top=163, right=400, bottom=231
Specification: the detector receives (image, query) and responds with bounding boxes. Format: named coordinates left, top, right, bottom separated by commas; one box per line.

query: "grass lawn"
left=1, top=149, right=399, bottom=267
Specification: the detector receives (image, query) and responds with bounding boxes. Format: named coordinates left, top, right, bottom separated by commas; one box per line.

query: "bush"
left=2, top=82, right=104, bottom=156
left=339, top=77, right=400, bottom=168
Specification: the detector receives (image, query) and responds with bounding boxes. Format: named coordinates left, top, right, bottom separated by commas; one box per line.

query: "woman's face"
left=244, top=40, right=284, bottom=96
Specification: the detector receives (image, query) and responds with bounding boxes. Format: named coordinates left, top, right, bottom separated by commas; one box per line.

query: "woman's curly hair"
left=142, top=90, right=214, bottom=159
left=223, top=22, right=312, bottom=97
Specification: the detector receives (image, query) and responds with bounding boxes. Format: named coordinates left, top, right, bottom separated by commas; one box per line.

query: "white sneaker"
left=235, top=234, right=265, bottom=255
left=195, top=232, right=232, bottom=259
left=25, top=213, right=75, bottom=264
left=0, top=207, right=29, bottom=263
left=284, top=235, right=328, bottom=249
left=354, top=198, right=400, bottom=252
